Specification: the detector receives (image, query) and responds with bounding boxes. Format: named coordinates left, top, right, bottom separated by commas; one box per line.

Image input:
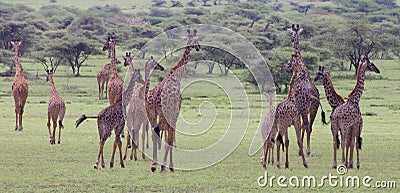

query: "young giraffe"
left=97, top=63, right=111, bottom=100
left=262, top=68, right=308, bottom=169
left=330, top=57, right=380, bottom=169
left=286, top=24, right=322, bottom=156
left=102, top=37, right=124, bottom=105
left=124, top=57, right=164, bottom=161
left=314, top=66, right=345, bottom=148
left=146, top=29, right=200, bottom=172
left=76, top=94, right=126, bottom=169
left=11, top=40, right=28, bottom=131
left=260, top=92, right=274, bottom=164
left=40, top=62, right=66, bottom=144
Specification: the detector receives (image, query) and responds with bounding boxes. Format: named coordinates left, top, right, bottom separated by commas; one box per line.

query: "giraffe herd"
left=261, top=24, right=380, bottom=170
left=8, top=24, right=379, bottom=172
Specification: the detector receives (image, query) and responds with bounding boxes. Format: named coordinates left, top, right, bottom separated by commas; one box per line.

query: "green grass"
left=0, top=56, right=399, bottom=192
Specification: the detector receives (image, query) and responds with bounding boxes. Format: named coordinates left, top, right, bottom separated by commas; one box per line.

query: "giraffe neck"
left=144, top=66, right=151, bottom=99
left=169, top=46, right=191, bottom=74
left=110, top=42, right=118, bottom=77
left=321, top=74, right=344, bottom=109
left=293, top=35, right=301, bottom=58
left=48, top=75, right=58, bottom=96
left=347, top=63, right=367, bottom=104
left=14, top=44, right=23, bottom=75
left=294, top=59, right=310, bottom=82
left=286, top=71, right=296, bottom=100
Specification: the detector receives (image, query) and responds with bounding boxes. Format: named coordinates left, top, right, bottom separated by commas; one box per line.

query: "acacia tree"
left=52, top=35, right=98, bottom=76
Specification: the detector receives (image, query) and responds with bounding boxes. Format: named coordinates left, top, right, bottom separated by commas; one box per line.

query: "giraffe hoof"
left=142, top=153, right=146, bottom=160
left=110, top=162, right=114, bottom=168
left=15, top=126, right=18, bottom=131
left=276, top=164, right=281, bottom=169
left=170, top=167, right=174, bottom=172
left=303, top=162, right=308, bottom=168
left=160, top=165, right=166, bottom=172
left=94, top=165, right=98, bottom=169
left=58, top=141, right=60, bottom=144
left=285, top=163, right=289, bottom=169
left=151, top=165, right=156, bottom=172
left=121, top=163, right=125, bottom=168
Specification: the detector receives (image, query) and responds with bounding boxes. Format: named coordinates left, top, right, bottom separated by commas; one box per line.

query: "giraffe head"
left=40, top=59, right=60, bottom=81
left=287, top=24, right=303, bottom=42
left=122, top=52, right=133, bottom=67
left=280, top=54, right=298, bottom=72
left=102, top=36, right=115, bottom=51
left=314, top=66, right=328, bottom=82
left=11, top=39, right=22, bottom=48
left=362, top=57, right=380, bottom=74
left=145, top=56, right=164, bottom=72
left=185, top=29, right=200, bottom=51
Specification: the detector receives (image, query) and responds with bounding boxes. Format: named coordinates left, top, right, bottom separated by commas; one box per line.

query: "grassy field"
left=0, top=49, right=399, bottom=192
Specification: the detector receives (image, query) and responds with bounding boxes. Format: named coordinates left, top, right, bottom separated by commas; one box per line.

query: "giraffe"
left=146, top=29, right=200, bottom=172
left=285, top=24, right=323, bottom=156
left=124, top=58, right=164, bottom=161
left=330, top=57, right=380, bottom=169
left=102, top=36, right=124, bottom=105
left=262, top=68, right=308, bottom=169
left=76, top=94, right=126, bottom=169
left=260, top=92, right=274, bottom=164
left=314, top=65, right=345, bottom=151
left=40, top=61, right=66, bottom=144
left=11, top=40, right=28, bottom=131
left=97, top=63, right=111, bottom=100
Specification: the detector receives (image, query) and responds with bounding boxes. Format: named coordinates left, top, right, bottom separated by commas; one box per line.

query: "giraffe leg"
left=151, top=128, right=159, bottom=172
left=110, top=136, right=118, bottom=168
left=349, top=137, right=354, bottom=169
left=145, top=121, right=150, bottom=149
left=98, top=81, right=101, bottom=100
left=117, top=135, right=124, bottom=168
left=47, top=114, right=52, bottom=144
left=169, top=128, right=175, bottom=172
left=123, top=132, right=130, bottom=160
left=133, top=125, right=139, bottom=161
left=295, top=119, right=308, bottom=168
left=262, top=140, right=267, bottom=168
left=95, top=140, right=105, bottom=169
left=58, top=118, right=62, bottom=144
left=284, top=130, right=289, bottom=169
left=276, top=133, right=282, bottom=169
left=142, top=122, right=146, bottom=160
left=52, top=120, right=57, bottom=145
left=19, top=96, right=27, bottom=131
left=14, top=99, right=19, bottom=130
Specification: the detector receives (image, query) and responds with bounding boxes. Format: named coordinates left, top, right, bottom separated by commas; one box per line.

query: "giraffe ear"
left=321, top=66, right=324, bottom=71
left=298, top=28, right=303, bottom=34
left=129, top=52, right=131, bottom=56
left=187, top=29, right=191, bottom=35
left=151, top=56, right=154, bottom=60
left=296, top=24, right=300, bottom=29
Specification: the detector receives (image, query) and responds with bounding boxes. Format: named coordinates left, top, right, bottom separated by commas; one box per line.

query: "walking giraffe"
left=330, top=57, right=380, bottom=169
left=76, top=94, right=126, bottom=169
left=97, top=63, right=111, bottom=100
left=11, top=40, right=28, bottom=131
left=262, top=66, right=308, bottom=169
left=40, top=61, right=66, bottom=144
left=146, top=29, right=200, bottom=172
left=102, top=37, right=123, bottom=105
left=286, top=24, right=322, bottom=156
left=124, top=57, right=164, bottom=161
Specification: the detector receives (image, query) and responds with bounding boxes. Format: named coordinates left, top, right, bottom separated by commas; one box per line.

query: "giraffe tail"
left=75, top=114, right=98, bottom=128
left=59, top=120, right=64, bottom=129
left=336, top=135, right=340, bottom=149
left=277, top=134, right=284, bottom=152
left=357, top=136, right=363, bottom=150
left=319, top=103, right=328, bottom=125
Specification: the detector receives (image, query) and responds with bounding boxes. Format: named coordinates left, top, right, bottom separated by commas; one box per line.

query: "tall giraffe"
left=11, top=40, right=28, bottom=131
left=125, top=58, right=164, bottom=161
left=314, top=66, right=345, bottom=151
left=262, top=66, right=308, bottom=169
left=40, top=62, right=66, bottom=144
left=102, top=37, right=123, bottom=105
left=97, top=63, right=111, bottom=100
left=330, top=57, right=380, bottom=169
left=146, top=29, right=200, bottom=172
left=286, top=24, right=322, bottom=156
